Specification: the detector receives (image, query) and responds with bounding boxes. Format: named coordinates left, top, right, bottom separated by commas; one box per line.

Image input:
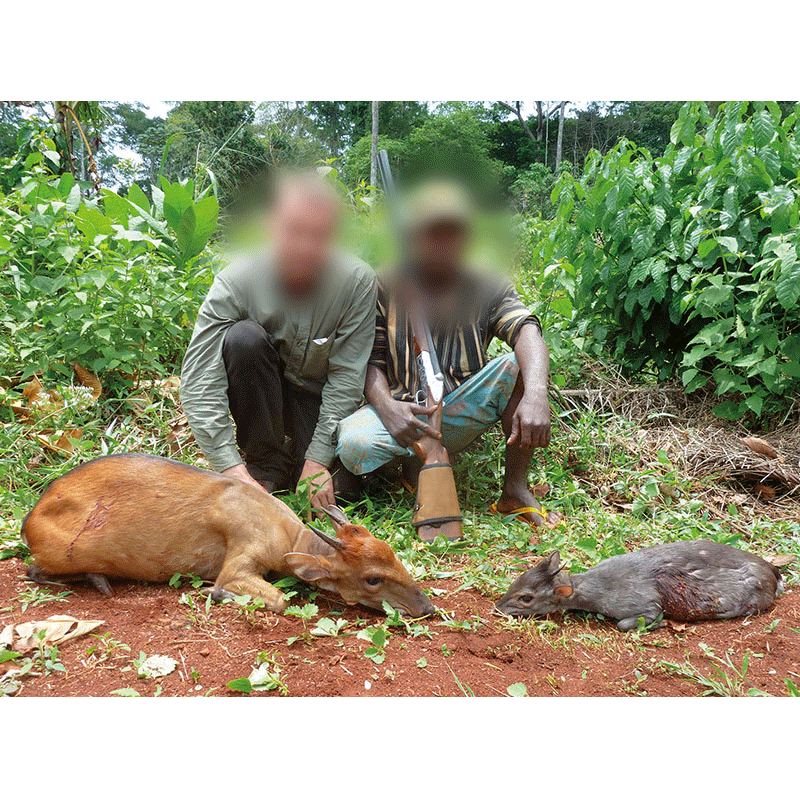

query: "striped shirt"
left=369, top=269, right=541, bottom=402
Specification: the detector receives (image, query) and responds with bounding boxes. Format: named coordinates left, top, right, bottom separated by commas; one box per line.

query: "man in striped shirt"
left=336, top=181, right=556, bottom=528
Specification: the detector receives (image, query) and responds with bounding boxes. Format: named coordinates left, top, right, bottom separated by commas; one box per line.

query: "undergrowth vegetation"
left=533, top=101, right=800, bottom=423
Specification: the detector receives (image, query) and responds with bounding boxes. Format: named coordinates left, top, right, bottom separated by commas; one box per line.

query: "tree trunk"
left=544, top=103, right=550, bottom=167
left=555, top=101, right=566, bottom=171
left=497, top=101, right=537, bottom=144
left=573, top=111, right=578, bottom=165
left=535, top=101, right=544, bottom=141
left=79, top=129, right=86, bottom=182
left=370, top=100, right=379, bottom=188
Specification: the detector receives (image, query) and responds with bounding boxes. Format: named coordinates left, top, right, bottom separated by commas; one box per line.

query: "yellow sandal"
left=490, top=502, right=550, bottom=526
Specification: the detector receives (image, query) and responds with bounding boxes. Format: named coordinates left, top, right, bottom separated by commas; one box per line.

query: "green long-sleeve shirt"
left=180, top=249, right=377, bottom=472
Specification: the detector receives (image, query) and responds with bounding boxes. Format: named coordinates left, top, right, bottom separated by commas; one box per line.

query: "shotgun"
left=377, top=150, right=462, bottom=541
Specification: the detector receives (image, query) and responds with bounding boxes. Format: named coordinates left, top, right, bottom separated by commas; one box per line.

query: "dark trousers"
left=222, top=320, right=321, bottom=489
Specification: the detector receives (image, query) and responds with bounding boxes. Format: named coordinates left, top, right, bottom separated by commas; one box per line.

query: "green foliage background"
left=1, top=99, right=798, bottom=421
left=0, top=130, right=220, bottom=392
left=536, top=101, right=800, bottom=421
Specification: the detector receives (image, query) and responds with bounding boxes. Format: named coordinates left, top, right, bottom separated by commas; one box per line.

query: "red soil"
left=1, top=559, right=798, bottom=697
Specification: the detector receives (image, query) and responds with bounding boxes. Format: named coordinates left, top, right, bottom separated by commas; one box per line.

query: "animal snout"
left=405, top=589, right=436, bottom=618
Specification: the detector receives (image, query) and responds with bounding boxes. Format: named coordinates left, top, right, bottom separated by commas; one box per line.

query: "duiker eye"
left=519, top=594, right=534, bottom=603
left=365, top=576, right=383, bottom=587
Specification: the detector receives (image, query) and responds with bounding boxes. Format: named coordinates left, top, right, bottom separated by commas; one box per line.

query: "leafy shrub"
left=539, top=101, right=800, bottom=420
left=509, top=161, right=572, bottom=219
left=0, top=133, right=220, bottom=393
left=514, top=215, right=585, bottom=388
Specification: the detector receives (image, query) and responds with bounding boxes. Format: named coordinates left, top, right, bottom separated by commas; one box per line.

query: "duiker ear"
left=321, top=505, right=349, bottom=533
left=554, top=585, right=573, bottom=598
left=284, top=553, right=332, bottom=583
left=545, top=550, right=561, bottom=573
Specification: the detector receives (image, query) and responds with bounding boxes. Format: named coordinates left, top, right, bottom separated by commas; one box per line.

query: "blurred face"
left=269, top=186, right=339, bottom=295
left=411, top=219, right=469, bottom=279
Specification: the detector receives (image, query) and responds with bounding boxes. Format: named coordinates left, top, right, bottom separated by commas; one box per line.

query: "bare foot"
left=496, top=485, right=563, bottom=527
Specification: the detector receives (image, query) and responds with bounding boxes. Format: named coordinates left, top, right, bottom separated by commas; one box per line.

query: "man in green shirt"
left=180, top=173, right=377, bottom=509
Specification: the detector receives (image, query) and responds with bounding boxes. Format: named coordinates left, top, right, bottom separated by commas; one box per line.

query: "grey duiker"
left=496, top=540, right=785, bottom=631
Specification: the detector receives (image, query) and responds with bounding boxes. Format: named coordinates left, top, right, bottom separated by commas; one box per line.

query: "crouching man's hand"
left=299, top=459, right=334, bottom=510
left=376, top=399, right=441, bottom=448
left=507, top=392, right=552, bottom=449
left=222, top=463, right=269, bottom=492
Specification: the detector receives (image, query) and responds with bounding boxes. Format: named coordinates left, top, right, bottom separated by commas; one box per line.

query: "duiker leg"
left=213, top=549, right=289, bottom=612
left=211, top=573, right=289, bottom=612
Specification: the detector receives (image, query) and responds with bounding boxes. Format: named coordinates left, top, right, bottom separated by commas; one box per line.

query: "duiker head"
left=284, top=507, right=435, bottom=618
left=495, top=551, right=573, bottom=617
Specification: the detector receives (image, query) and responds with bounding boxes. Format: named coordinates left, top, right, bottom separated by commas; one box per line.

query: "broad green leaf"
left=758, top=186, right=795, bottom=215
left=753, top=110, right=776, bottom=148
left=629, top=258, right=650, bottom=287
left=782, top=334, right=800, bottom=364
left=127, top=183, right=151, bottom=213
left=162, top=180, right=194, bottom=232
left=110, top=688, right=141, bottom=697
left=650, top=204, right=666, bottom=229
left=713, top=399, right=744, bottom=420
left=74, top=205, right=114, bottom=240
left=185, top=195, right=219, bottom=259
left=58, top=244, right=80, bottom=264
left=617, top=167, right=635, bottom=204
left=631, top=226, right=654, bottom=259
left=697, top=239, right=717, bottom=259
left=776, top=253, right=800, bottom=308
left=716, top=236, right=739, bottom=255
left=745, top=393, right=764, bottom=415
left=101, top=190, right=131, bottom=225
left=0, top=649, right=20, bottom=664
left=226, top=678, right=252, bottom=694
left=550, top=297, right=573, bottom=317
left=66, top=183, right=82, bottom=214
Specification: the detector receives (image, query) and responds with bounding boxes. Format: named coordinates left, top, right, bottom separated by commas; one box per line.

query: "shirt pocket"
left=302, top=333, right=335, bottom=381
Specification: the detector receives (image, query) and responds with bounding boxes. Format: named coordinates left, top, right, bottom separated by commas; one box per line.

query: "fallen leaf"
left=658, top=482, right=679, bottom=500
left=753, top=484, right=776, bottom=501
left=9, top=403, right=33, bottom=420
left=36, top=429, right=82, bottom=457
left=765, top=554, right=796, bottom=568
left=22, top=376, right=44, bottom=403
left=11, top=615, right=104, bottom=653
left=137, top=655, right=178, bottom=679
left=16, top=375, right=63, bottom=417
left=72, top=362, right=102, bottom=401
left=740, top=436, right=781, bottom=460
left=166, top=414, right=193, bottom=454
left=532, top=483, right=550, bottom=498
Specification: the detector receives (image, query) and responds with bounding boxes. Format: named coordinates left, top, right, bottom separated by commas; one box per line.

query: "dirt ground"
left=2, top=559, right=798, bottom=697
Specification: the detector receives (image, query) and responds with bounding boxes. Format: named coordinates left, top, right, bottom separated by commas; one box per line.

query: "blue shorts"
left=336, top=353, right=519, bottom=476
